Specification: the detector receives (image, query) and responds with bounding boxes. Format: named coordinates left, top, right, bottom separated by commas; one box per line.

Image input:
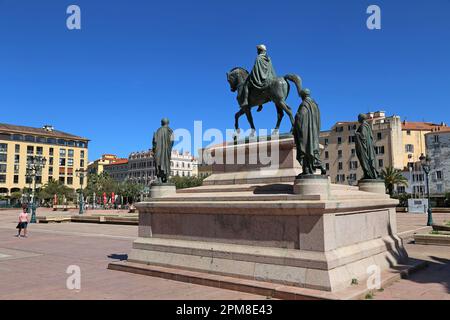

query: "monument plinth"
left=358, top=179, right=386, bottom=195
left=111, top=155, right=408, bottom=292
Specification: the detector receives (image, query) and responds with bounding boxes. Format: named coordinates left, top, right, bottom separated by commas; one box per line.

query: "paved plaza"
left=0, top=208, right=449, bottom=300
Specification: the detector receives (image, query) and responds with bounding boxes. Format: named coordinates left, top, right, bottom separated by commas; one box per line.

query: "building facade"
left=319, top=111, right=447, bottom=185
left=106, top=149, right=198, bottom=186
left=103, top=159, right=129, bottom=182
left=87, top=154, right=120, bottom=175
left=0, top=123, right=89, bottom=196
left=425, top=128, right=450, bottom=196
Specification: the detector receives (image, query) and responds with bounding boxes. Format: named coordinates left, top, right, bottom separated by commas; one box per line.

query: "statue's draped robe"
left=152, top=126, right=174, bottom=179
left=293, top=97, right=322, bottom=174
left=355, top=121, right=379, bottom=179
left=248, top=53, right=277, bottom=90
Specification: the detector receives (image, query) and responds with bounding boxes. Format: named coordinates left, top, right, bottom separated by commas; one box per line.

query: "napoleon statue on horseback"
left=227, top=45, right=303, bottom=136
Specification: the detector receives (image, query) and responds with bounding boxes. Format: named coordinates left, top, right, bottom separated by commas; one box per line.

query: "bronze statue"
left=227, top=45, right=303, bottom=135
left=293, top=89, right=326, bottom=176
left=355, top=114, right=379, bottom=179
left=152, top=118, right=174, bottom=183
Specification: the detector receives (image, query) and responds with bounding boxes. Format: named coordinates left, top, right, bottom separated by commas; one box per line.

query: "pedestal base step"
left=108, top=258, right=426, bottom=300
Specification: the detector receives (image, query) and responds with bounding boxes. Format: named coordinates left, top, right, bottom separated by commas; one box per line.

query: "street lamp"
left=26, top=155, right=47, bottom=223
left=419, top=153, right=433, bottom=226
left=75, top=168, right=87, bottom=215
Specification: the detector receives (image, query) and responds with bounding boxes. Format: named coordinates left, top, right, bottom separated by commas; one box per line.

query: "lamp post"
left=419, top=153, right=433, bottom=226
left=75, top=168, right=87, bottom=215
left=26, top=155, right=47, bottom=223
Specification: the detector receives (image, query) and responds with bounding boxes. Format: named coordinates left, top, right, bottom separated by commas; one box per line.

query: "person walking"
left=16, top=207, right=30, bottom=238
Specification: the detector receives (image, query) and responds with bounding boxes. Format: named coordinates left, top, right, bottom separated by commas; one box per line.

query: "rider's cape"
left=248, top=53, right=277, bottom=90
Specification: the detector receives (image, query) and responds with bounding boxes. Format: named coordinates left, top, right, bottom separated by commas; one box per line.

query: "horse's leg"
left=244, top=109, right=256, bottom=137
left=274, top=103, right=284, bottom=131
left=234, top=109, right=245, bottom=132
left=278, top=100, right=295, bottom=132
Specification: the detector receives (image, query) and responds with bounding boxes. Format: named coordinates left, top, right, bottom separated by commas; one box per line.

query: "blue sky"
left=1, top=0, right=449, bottom=160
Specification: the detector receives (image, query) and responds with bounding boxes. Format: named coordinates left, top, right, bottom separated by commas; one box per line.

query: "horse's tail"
left=284, top=74, right=302, bottom=97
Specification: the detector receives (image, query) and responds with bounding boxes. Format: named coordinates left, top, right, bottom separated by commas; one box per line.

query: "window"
left=338, top=150, right=343, bottom=158
left=59, top=149, right=66, bottom=157
left=406, top=130, right=411, bottom=135
left=67, top=177, right=73, bottom=185
left=67, top=158, right=74, bottom=167
left=397, top=186, right=406, bottom=193
left=335, top=126, right=344, bottom=133
left=349, top=161, right=358, bottom=170
left=437, top=184, right=443, bottom=193
left=378, top=159, right=384, bottom=168
left=377, top=132, right=382, bottom=140
left=434, top=135, right=439, bottom=143
left=324, top=138, right=329, bottom=146
left=49, top=167, right=53, bottom=176
left=351, top=149, right=356, bottom=156
left=49, top=148, right=54, bottom=156
left=59, top=158, right=66, bottom=166
left=67, top=168, right=73, bottom=176
left=36, top=147, right=43, bottom=155
left=0, top=154, right=6, bottom=163
left=12, top=134, right=24, bottom=141
left=0, top=175, right=6, bottom=183
left=57, top=139, right=67, bottom=146
left=36, top=136, right=46, bottom=143
left=14, top=165, right=19, bottom=174
left=59, top=177, right=65, bottom=184
left=338, top=162, right=343, bottom=170
left=27, top=146, right=34, bottom=154
left=338, top=137, right=342, bottom=145
left=49, top=157, right=54, bottom=165
left=336, top=174, right=346, bottom=183
left=15, top=144, right=20, bottom=153
left=68, top=149, right=74, bottom=157
left=80, top=150, right=85, bottom=158
left=436, top=171, right=443, bottom=181
left=325, top=151, right=329, bottom=159
left=14, top=155, right=19, bottom=163
left=405, top=144, right=414, bottom=153
left=0, top=164, right=6, bottom=173
left=68, top=141, right=75, bottom=147
left=25, top=135, right=35, bottom=142
left=325, top=163, right=329, bottom=171
left=0, top=143, right=7, bottom=152
left=375, top=146, right=385, bottom=155
left=26, top=176, right=32, bottom=184
left=14, top=175, right=19, bottom=184
left=348, top=136, right=356, bottom=143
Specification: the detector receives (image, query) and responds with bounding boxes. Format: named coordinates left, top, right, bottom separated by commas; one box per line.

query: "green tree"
left=38, top=178, right=75, bottom=205
left=119, top=180, right=143, bottom=204
left=380, top=167, right=408, bottom=197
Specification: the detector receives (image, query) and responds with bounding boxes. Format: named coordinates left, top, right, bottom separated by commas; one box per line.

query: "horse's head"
left=227, top=67, right=249, bottom=92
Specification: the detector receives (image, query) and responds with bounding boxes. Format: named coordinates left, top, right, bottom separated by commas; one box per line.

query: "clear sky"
left=1, top=0, right=449, bottom=161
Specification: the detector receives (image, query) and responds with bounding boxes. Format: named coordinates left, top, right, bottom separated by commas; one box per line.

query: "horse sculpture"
left=227, top=67, right=302, bottom=136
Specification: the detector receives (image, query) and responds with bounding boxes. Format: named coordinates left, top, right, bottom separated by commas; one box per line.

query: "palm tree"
left=380, top=167, right=408, bottom=197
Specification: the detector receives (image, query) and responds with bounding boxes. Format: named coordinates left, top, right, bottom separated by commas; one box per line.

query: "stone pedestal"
left=118, top=180, right=407, bottom=292
left=150, top=183, right=176, bottom=198
left=358, top=179, right=386, bottom=195
left=202, top=134, right=302, bottom=185
left=293, top=175, right=330, bottom=200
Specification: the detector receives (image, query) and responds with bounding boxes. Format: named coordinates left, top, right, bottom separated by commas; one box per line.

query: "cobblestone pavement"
left=0, top=208, right=449, bottom=300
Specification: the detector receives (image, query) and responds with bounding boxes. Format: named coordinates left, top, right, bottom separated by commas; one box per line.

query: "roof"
left=104, top=159, right=129, bottom=166
left=425, top=127, right=450, bottom=135
left=401, top=121, right=447, bottom=131
left=0, top=123, right=89, bottom=141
